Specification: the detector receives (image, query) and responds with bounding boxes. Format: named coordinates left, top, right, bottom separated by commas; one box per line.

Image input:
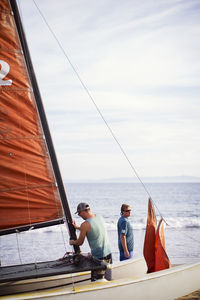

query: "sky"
left=17, top=0, right=200, bottom=181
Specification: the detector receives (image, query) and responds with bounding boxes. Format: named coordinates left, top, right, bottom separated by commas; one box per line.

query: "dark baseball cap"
left=75, top=202, right=90, bottom=214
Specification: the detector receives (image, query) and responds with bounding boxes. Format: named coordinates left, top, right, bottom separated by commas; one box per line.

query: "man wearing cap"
left=70, top=202, right=112, bottom=281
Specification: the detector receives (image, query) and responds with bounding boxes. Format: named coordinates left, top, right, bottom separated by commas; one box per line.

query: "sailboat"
left=0, top=0, right=199, bottom=299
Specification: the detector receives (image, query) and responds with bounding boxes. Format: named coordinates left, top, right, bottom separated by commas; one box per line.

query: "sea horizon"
left=64, top=175, right=200, bottom=183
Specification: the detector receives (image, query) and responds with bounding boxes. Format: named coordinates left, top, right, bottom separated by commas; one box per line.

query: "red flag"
left=143, top=198, right=157, bottom=273
left=155, top=219, right=171, bottom=271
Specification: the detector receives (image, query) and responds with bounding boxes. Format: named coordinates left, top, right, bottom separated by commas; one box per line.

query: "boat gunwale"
left=1, top=261, right=199, bottom=299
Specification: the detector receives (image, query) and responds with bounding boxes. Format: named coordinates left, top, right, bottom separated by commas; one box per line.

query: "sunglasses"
left=124, top=209, right=131, bottom=212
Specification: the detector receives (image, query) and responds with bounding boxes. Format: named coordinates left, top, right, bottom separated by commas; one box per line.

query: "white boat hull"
left=0, top=257, right=146, bottom=296
left=0, top=258, right=199, bottom=300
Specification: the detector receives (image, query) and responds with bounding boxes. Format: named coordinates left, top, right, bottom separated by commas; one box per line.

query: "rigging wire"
left=0, top=236, right=1, bottom=266
left=32, top=0, right=165, bottom=221
left=184, top=232, right=200, bottom=244
left=59, top=223, right=67, bottom=252
left=15, top=231, right=23, bottom=264
left=18, top=0, right=199, bottom=249
left=31, top=2, right=200, bottom=247
left=31, top=2, right=200, bottom=246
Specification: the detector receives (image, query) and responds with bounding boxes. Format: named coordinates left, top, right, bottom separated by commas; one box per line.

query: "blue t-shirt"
left=117, top=216, right=134, bottom=253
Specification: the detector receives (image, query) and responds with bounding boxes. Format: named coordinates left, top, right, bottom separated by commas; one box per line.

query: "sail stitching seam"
left=0, top=182, right=56, bottom=193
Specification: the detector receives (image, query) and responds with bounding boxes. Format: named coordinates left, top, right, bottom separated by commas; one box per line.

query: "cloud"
left=19, top=0, right=200, bottom=179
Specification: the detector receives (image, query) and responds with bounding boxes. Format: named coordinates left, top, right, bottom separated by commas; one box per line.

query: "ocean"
left=0, top=182, right=199, bottom=266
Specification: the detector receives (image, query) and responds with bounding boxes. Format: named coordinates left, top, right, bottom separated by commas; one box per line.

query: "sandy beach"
left=175, top=289, right=200, bottom=299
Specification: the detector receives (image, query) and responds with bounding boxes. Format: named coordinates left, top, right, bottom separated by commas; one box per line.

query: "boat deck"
left=0, top=254, right=106, bottom=283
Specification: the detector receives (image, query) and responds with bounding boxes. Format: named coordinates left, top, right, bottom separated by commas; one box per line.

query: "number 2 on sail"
left=0, top=60, right=12, bottom=86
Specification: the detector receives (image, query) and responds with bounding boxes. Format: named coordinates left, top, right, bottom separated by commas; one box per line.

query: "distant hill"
left=96, top=176, right=200, bottom=183
left=65, top=176, right=200, bottom=183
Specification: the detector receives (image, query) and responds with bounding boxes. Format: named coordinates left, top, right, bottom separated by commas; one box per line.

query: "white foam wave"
left=166, top=217, right=200, bottom=229
left=20, top=216, right=199, bottom=235
left=105, top=216, right=200, bottom=231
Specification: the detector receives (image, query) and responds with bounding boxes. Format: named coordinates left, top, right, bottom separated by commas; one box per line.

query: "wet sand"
left=175, top=290, right=200, bottom=299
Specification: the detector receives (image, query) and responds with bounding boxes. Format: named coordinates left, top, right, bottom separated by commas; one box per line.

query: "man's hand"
left=69, top=239, right=76, bottom=246
left=69, top=221, right=89, bottom=247
left=120, top=234, right=129, bottom=258
left=72, top=220, right=80, bottom=230
left=124, top=250, right=129, bottom=258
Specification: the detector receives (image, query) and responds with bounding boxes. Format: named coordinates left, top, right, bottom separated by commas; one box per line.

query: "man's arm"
left=70, top=221, right=90, bottom=246
left=120, top=234, right=129, bottom=258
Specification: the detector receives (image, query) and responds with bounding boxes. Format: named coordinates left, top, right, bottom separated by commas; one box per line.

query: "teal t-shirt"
left=86, top=215, right=111, bottom=259
left=117, top=216, right=134, bottom=253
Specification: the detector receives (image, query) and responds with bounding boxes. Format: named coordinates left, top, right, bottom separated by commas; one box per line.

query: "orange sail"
left=155, top=219, right=171, bottom=271
left=143, top=198, right=157, bottom=273
left=0, top=0, right=63, bottom=233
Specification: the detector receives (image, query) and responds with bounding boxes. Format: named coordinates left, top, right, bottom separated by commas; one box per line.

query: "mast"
left=9, top=0, right=80, bottom=253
